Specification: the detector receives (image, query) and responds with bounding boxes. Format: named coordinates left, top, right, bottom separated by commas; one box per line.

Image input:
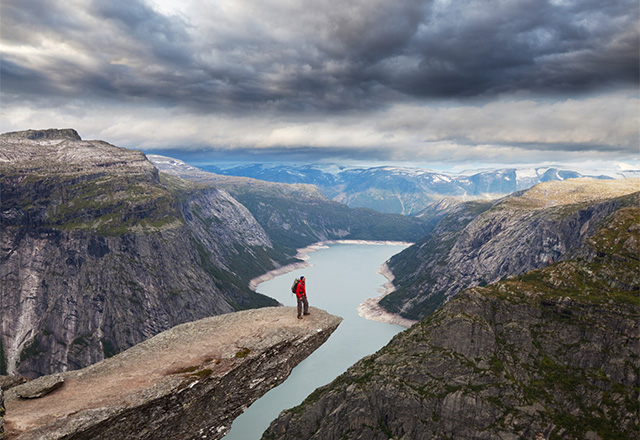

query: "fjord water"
left=223, top=242, right=410, bottom=440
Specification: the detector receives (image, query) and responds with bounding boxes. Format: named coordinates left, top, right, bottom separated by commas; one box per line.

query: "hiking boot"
left=297, top=316, right=303, bottom=319
left=303, top=312, right=310, bottom=315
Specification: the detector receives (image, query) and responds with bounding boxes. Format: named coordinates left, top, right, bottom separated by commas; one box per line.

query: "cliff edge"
left=0, top=129, right=281, bottom=377
left=4, top=306, right=342, bottom=440
left=263, top=189, right=639, bottom=440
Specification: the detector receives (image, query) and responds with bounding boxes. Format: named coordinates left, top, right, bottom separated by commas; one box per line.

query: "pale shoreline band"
left=356, top=262, right=418, bottom=328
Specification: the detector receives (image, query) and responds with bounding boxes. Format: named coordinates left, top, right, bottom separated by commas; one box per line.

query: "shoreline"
left=249, top=240, right=416, bottom=328
left=248, top=242, right=327, bottom=291
left=356, top=262, right=418, bottom=328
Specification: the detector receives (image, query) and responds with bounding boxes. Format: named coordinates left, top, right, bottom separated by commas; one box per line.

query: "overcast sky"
left=1, top=0, right=638, bottom=170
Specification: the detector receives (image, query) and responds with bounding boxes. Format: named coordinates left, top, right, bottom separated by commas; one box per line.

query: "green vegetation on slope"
left=226, top=183, right=430, bottom=253
left=264, top=203, right=639, bottom=440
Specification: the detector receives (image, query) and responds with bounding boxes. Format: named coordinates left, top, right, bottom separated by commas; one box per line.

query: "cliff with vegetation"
left=0, top=129, right=282, bottom=378
left=382, top=179, right=640, bottom=320
left=4, top=307, right=342, bottom=440
left=263, top=192, right=639, bottom=440
left=150, top=155, right=430, bottom=253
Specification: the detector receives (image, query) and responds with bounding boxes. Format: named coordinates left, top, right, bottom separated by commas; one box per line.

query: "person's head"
left=300, top=276, right=305, bottom=281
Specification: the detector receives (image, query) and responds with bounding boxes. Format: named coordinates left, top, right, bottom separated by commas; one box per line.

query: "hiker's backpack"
left=291, top=279, right=299, bottom=294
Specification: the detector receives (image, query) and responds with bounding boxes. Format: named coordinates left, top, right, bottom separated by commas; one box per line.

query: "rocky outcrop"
left=0, top=128, right=81, bottom=142
left=12, top=375, right=64, bottom=399
left=5, top=306, right=342, bottom=440
left=382, top=178, right=640, bottom=320
left=0, top=130, right=280, bottom=378
left=263, top=203, right=639, bottom=440
left=0, top=376, right=27, bottom=391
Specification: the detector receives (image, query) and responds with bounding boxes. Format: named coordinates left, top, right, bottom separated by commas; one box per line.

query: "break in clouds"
left=1, top=0, right=638, bottom=165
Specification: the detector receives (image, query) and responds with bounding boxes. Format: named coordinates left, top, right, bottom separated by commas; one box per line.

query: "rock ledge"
left=5, top=306, right=341, bottom=440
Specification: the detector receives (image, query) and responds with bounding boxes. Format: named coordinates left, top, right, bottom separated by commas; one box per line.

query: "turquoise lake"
left=223, top=242, right=410, bottom=440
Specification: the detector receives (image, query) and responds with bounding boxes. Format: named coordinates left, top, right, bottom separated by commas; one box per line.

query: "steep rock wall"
left=383, top=179, right=640, bottom=320
left=0, top=130, right=278, bottom=378
left=263, top=204, right=640, bottom=440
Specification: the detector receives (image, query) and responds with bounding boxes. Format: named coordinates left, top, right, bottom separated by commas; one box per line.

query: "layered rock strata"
left=5, top=306, right=341, bottom=440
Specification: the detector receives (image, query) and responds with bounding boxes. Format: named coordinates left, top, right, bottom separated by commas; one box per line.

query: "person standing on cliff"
left=296, top=276, right=310, bottom=319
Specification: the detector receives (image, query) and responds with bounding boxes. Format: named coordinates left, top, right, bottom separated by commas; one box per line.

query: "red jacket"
left=296, top=279, right=306, bottom=298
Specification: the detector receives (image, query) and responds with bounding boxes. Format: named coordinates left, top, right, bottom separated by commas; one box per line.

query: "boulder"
left=13, top=375, right=64, bottom=399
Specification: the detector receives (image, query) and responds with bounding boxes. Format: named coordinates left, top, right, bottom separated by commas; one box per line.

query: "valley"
left=263, top=194, right=640, bottom=440
left=1, top=129, right=638, bottom=440
left=0, top=129, right=427, bottom=377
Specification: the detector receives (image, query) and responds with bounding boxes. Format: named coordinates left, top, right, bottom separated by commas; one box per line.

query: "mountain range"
left=2, top=129, right=638, bottom=440
left=149, top=155, right=430, bottom=251
left=193, top=162, right=636, bottom=215
left=381, top=178, right=640, bottom=320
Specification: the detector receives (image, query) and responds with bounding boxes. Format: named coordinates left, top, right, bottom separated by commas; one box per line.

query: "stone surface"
left=1, top=388, right=4, bottom=438
left=5, top=306, right=342, bottom=440
left=262, top=192, right=639, bottom=440
left=13, top=375, right=64, bottom=399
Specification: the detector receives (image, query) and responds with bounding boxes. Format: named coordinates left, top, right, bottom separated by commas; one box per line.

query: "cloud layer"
left=1, top=0, right=638, bottom=166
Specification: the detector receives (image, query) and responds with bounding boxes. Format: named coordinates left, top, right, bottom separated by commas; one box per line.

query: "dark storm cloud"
left=389, top=0, right=640, bottom=97
left=89, top=0, right=192, bottom=65
left=1, top=0, right=638, bottom=168
left=1, top=0, right=194, bottom=104
left=1, top=0, right=637, bottom=112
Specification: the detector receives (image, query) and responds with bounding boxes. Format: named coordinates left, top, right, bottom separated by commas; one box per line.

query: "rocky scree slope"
left=263, top=201, right=639, bottom=440
left=0, top=129, right=279, bottom=378
left=150, top=155, right=430, bottom=253
left=4, top=307, right=342, bottom=440
left=382, top=178, right=640, bottom=320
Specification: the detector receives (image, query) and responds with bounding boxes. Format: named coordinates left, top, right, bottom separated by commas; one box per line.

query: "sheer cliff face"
left=382, top=179, right=640, bottom=320
left=263, top=202, right=640, bottom=440
left=0, top=130, right=278, bottom=378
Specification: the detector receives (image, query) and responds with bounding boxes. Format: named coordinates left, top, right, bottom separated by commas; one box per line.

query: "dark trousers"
left=297, top=295, right=309, bottom=317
